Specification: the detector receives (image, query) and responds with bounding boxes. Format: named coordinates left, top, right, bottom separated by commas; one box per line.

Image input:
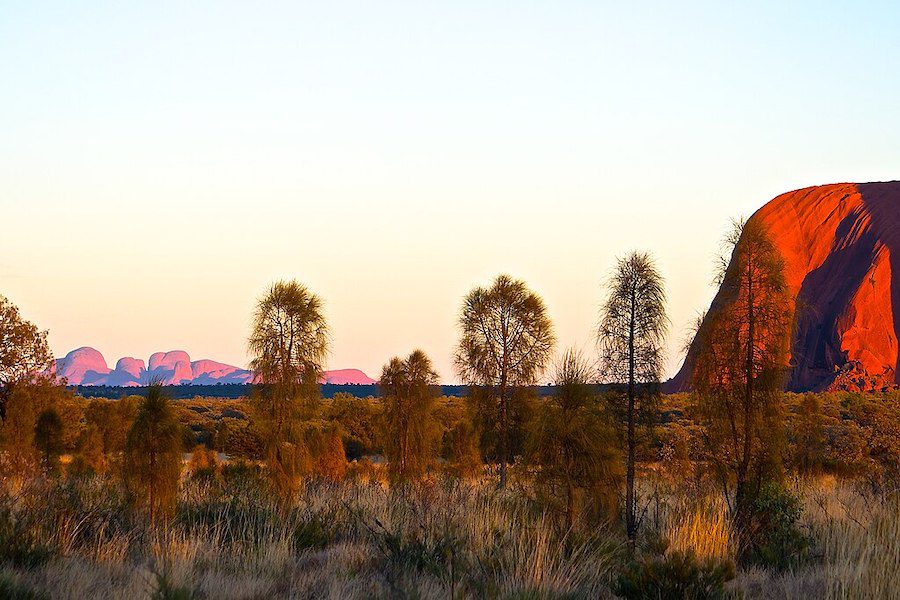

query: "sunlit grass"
left=0, top=471, right=894, bottom=598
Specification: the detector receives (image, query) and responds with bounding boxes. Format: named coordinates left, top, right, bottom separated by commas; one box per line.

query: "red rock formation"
left=321, top=369, right=377, bottom=385
left=54, top=347, right=111, bottom=385
left=148, top=351, right=191, bottom=372
left=672, top=181, right=900, bottom=392
left=53, top=347, right=373, bottom=387
left=107, top=357, right=146, bottom=386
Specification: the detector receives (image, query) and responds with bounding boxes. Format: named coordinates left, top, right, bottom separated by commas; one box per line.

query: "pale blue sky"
left=2, top=1, right=899, bottom=380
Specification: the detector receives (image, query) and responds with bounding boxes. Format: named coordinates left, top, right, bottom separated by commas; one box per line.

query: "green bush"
left=176, top=497, right=278, bottom=546
left=293, top=513, right=340, bottom=550
left=0, top=503, right=53, bottom=568
left=152, top=570, right=196, bottom=600
left=744, top=482, right=809, bottom=570
left=614, top=539, right=735, bottom=600
left=0, top=574, right=47, bottom=600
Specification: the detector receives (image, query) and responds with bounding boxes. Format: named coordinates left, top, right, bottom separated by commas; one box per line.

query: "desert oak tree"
left=691, top=218, right=791, bottom=533
left=379, top=350, right=440, bottom=483
left=455, top=275, right=555, bottom=487
left=598, top=252, right=668, bottom=546
left=248, top=280, right=329, bottom=501
left=0, top=295, right=52, bottom=418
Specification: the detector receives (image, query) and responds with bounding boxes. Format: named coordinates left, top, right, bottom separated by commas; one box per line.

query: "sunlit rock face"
left=671, top=181, right=900, bottom=392
left=190, top=359, right=253, bottom=385
left=52, top=347, right=372, bottom=386
left=54, top=347, right=111, bottom=385
left=147, top=351, right=194, bottom=385
left=107, top=357, right=146, bottom=386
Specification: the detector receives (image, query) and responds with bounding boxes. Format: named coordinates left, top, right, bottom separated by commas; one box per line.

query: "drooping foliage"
left=248, top=280, right=330, bottom=503
left=380, top=350, right=440, bottom=483
left=248, top=280, right=329, bottom=403
left=454, top=274, right=555, bottom=487
left=525, top=350, right=623, bottom=530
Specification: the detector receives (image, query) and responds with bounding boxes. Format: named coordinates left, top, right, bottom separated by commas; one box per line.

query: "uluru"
left=672, top=181, right=900, bottom=392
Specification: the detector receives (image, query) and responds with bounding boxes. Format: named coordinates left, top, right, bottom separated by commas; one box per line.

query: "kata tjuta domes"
left=671, top=181, right=900, bottom=393
left=51, top=347, right=377, bottom=386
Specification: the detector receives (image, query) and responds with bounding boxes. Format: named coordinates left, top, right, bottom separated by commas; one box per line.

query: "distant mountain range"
left=52, top=347, right=376, bottom=386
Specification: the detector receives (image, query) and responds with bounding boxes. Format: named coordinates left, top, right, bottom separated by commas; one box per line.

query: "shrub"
left=379, top=350, right=441, bottom=483
left=443, top=419, right=482, bottom=479
left=614, top=539, right=735, bottom=600
left=187, top=444, right=220, bottom=481
left=370, top=523, right=463, bottom=589
left=68, top=424, right=108, bottom=477
left=293, top=512, right=340, bottom=550
left=324, top=393, right=381, bottom=457
left=743, top=482, right=809, bottom=570
left=85, top=396, right=140, bottom=455
left=216, top=419, right=263, bottom=459
left=221, top=459, right=264, bottom=488
left=0, top=574, right=47, bottom=600
left=152, top=570, right=196, bottom=600
left=33, top=408, right=64, bottom=474
left=313, top=424, right=348, bottom=482
left=524, top=351, right=623, bottom=530
left=177, top=496, right=280, bottom=547
left=0, top=501, right=53, bottom=568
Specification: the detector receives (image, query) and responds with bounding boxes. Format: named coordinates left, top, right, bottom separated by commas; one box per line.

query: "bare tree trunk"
left=149, top=449, right=157, bottom=524
left=499, top=376, right=508, bottom=489
left=736, top=260, right=755, bottom=533
left=626, top=286, right=637, bottom=548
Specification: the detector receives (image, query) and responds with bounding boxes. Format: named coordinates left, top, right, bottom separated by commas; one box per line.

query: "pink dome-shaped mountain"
left=147, top=351, right=194, bottom=385
left=116, top=357, right=145, bottom=377
left=322, top=369, right=377, bottom=385
left=55, top=347, right=111, bottom=385
left=53, top=347, right=374, bottom=387
left=149, top=351, right=192, bottom=371
left=191, top=359, right=253, bottom=384
left=107, top=357, right=146, bottom=387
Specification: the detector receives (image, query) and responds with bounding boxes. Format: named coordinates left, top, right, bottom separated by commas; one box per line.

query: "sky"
left=2, top=1, right=899, bottom=382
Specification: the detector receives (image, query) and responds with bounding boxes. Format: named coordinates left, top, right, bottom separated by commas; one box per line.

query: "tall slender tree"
left=455, top=275, right=556, bottom=487
left=34, top=408, right=63, bottom=474
left=691, top=218, right=791, bottom=534
left=248, top=280, right=329, bottom=502
left=598, top=252, right=668, bottom=546
left=124, top=384, right=183, bottom=522
left=380, top=350, right=440, bottom=483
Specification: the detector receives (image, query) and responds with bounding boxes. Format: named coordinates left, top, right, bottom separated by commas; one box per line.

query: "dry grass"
left=656, top=476, right=900, bottom=599
left=802, top=479, right=900, bottom=599
left=0, top=475, right=622, bottom=599
left=0, top=472, right=896, bottom=598
left=661, top=493, right=735, bottom=561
